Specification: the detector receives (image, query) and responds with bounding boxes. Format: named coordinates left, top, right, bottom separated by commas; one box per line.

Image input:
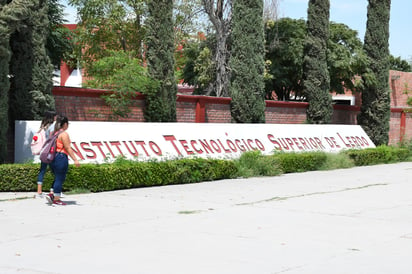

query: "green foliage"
left=319, top=152, right=355, bottom=170
left=173, top=0, right=207, bottom=43
left=358, top=0, right=391, bottom=146
left=8, top=0, right=54, bottom=121
left=328, top=22, right=366, bottom=94
left=264, top=18, right=306, bottom=100
left=264, top=19, right=366, bottom=101
left=181, top=40, right=215, bottom=95
left=0, top=158, right=238, bottom=192
left=272, top=151, right=328, bottom=173
left=85, top=50, right=159, bottom=119
left=0, top=26, right=10, bottom=163
left=389, top=55, right=412, bottom=72
left=0, top=0, right=57, bottom=162
left=235, top=151, right=283, bottom=178
left=46, top=0, right=75, bottom=68
left=303, top=0, right=333, bottom=124
left=344, top=145, right=410, bottom=166
left=1, top=146, right=412, bottom=192
left=229, top=0, right=266, bottom=123
left=68, top=0, right=146, bottom=71
left=145, top=0, right=177, bottom=122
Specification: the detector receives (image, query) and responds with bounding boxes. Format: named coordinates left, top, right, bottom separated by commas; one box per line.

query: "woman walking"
left=35, top=110, right=57, bottom=197
left=46, top=116, right=80, bottom=205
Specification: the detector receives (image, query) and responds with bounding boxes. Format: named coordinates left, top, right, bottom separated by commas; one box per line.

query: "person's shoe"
left=45, top=193, right=54, bottom=205
left=53, top=200, right=66, bottom=206
left=60, top=192, right=65, bottom=198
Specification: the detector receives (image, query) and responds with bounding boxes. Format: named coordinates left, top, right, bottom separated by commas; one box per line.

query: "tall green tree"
left=302, top=0, right=333, bottom=124
left=229, top=0, right=265, bottom=123
left=0, top=1, right=12, bottom=163
left=358, top=0, right=391, bottom=145
left=389, top=55, right=411, bottom=72
left=68, top=0, right=146, bottom=71
left=328, top=22, right=366, bottom=94
left=264, top=18, right=306, bottom=100
left=9, top=0, right=54, bottom=122
left=0, top=0, right=39, bottom=163
left=145, top=0, right=177, bottom=122
left=46, top=0, right=75, bottom=68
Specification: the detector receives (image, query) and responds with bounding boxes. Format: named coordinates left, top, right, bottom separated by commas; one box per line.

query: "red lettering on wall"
left=235, top=139, right=247, bottom=151
left=337, top=132, right=351, bottom=148
left=199, top=139, right=214, bottom=154
left=267, top=134, right=282, bottom=151
left=71, top=142, right=85, bottom=160
left=110, top=141, right=123, bottom=156
left=149, top=141, right=162, bottom=156
left=80, top=142, right=96, bottom=159
left=179, top=140, right=194, bottom=155
left=123, top=141, right=139, bottom=157
left=135, top=141, right=150, bottom=156
left=292, top=138, right=303, bottom=150
left=163, top=135, right=182, bottom=155
left=91, top=142, right=106, bottom=158
left=190, top=140, right=204, bottom=154
left=218, top=139, right=231, bottom=153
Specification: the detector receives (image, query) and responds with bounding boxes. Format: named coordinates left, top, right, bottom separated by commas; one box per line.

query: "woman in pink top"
left=45, top=116, right=80, bottom=205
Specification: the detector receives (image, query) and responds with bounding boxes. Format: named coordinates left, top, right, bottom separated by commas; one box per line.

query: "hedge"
left=0, top=145, right=410, bottom=193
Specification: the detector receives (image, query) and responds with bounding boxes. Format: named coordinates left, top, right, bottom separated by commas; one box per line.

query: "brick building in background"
left=51, top=25, right=412, bottom=146
left=53, top=68, right=412, bottom=146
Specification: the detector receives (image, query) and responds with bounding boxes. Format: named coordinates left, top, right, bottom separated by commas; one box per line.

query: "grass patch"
left=319, top=152, right=355, bottom=170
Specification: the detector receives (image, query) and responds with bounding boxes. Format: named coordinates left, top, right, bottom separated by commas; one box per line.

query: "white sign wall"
left=15, top=121, right=375, bottom=164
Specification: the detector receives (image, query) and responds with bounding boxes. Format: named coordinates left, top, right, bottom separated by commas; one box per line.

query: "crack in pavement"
left=235, top=183, right=388, bottom=206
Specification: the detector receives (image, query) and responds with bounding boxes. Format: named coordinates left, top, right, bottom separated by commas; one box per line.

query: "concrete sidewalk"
left=1, top=162, right=412, bottom=274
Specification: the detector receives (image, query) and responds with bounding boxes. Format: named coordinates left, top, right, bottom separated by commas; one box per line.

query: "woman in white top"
left=36, top=110, right=57, bottom=197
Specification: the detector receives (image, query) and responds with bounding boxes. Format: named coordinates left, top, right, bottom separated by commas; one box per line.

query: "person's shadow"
left=45, top=200, right=78, bottom=206
left=63, top=200, right=78, bottom=205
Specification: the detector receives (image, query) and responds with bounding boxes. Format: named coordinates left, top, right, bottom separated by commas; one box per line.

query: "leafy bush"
left=0, top=158, right=238, bottom=193
left=319, top=152, right=355, bottom=170
left=343, top=145, right=409, bottom=166
left=235, top=151, right=283, bottom=178
left=272, top=151, right=328, bottom=173
left=1, top=145, right=411, bottom=193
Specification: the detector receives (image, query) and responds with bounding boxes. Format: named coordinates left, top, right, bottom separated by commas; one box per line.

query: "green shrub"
left=397, top=137, right=412, bottom=160
left=273, top=151, right=328, bottom=173
left=0, top=158, right=238, bottom=193
left=235, top=151, right=283, bottom=178
left=319, top=152, right=355, bottom=170
left=1, top=145, right=410, bottom=193
left=344, top=145, right=409, bottom=166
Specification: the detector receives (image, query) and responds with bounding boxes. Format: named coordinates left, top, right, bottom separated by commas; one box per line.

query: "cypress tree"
left=229, top=0, right=266, bottom=123
left=145, top=0, right=177, bottom=122
left=0, top=0, right=35, bottom=163
left=0, top=12, right=11, bottom=163
left=302, top=0, right=333, bottom=124
left=9, top=0, right=54, bottom=122
left=358, top=0, right=391, bottom=145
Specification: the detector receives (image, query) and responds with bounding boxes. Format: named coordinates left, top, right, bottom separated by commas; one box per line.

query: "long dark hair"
left=40, top=110, right=56, bottom=128
left=54, top=115, right=69, bottom=132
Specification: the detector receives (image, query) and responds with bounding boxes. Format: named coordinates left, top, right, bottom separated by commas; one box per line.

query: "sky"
left=278, top=0, right=411, bottom=60
left=61, top=0, right=411, bottom=60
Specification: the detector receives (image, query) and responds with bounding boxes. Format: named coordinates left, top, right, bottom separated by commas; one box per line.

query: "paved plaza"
left=1, top=162, right=412, bottom=274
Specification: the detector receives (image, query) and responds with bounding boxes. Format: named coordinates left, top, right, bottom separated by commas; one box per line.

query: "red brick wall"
left=390, top=70, right=412, bottom=107
left=265, top=101, right=307, bottom=124
left=52, top=86, right=412, bottom=145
